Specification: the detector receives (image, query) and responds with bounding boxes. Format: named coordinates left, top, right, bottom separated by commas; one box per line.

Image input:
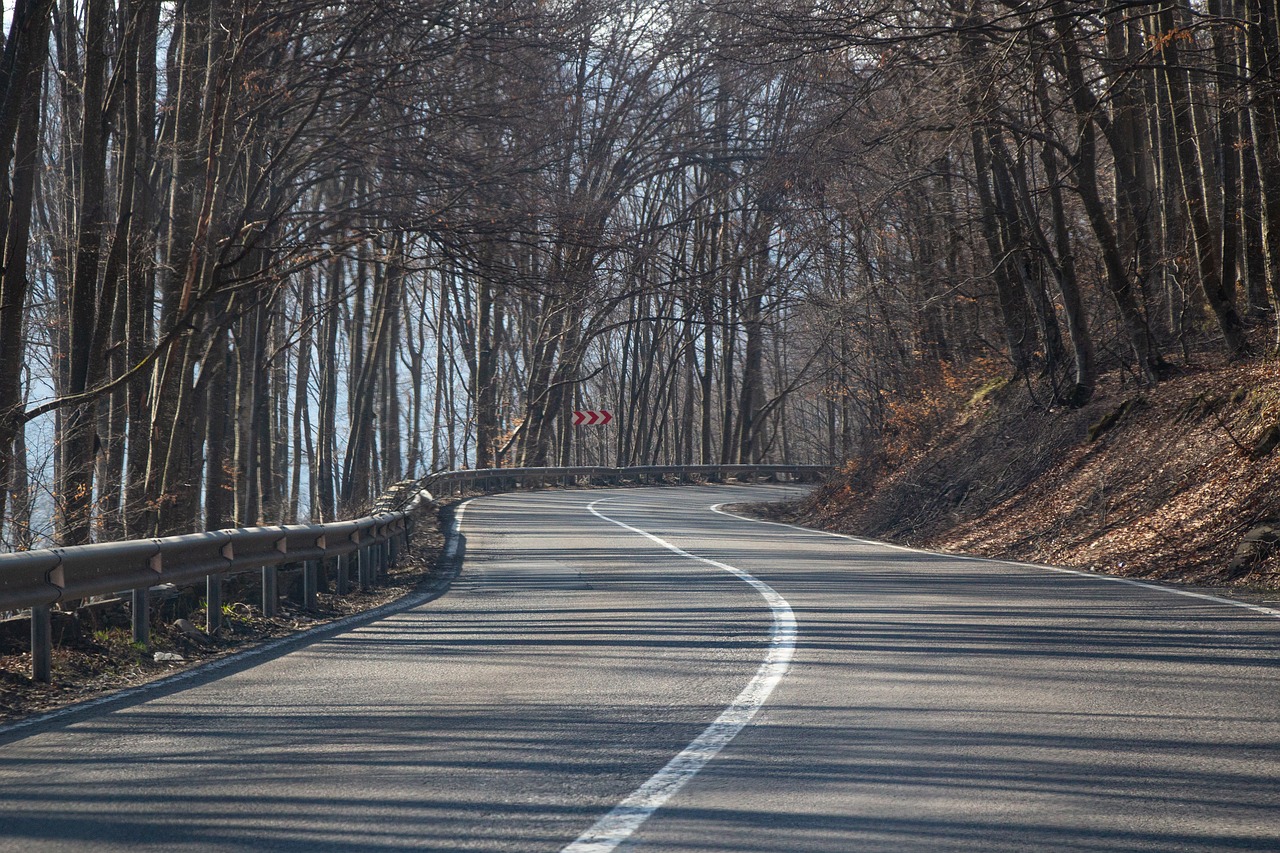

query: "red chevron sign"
left=572, top=409, right=612, bottom=426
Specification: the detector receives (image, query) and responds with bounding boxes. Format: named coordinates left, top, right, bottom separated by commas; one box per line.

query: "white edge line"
left=0, top=500, right=474, bottom=740
left=561, top=497, right=796, bottom=853
left=709, top=504, right=1280, bottom=621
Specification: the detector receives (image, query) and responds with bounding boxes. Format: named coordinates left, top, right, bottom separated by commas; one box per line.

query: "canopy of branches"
left=1, top=0, right=1277, bottom=548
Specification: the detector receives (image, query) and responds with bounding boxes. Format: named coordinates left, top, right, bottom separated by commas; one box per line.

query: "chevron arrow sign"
left=572, top=410, right=613, bottom=426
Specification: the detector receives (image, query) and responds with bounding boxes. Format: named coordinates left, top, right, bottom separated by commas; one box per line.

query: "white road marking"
left=562, top=498, right=797, bottom=853
left=710, top=504, right=1280, bottom=621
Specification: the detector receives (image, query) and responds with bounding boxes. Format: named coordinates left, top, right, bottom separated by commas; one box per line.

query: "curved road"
left=1, top=484, right=1278, bottom=851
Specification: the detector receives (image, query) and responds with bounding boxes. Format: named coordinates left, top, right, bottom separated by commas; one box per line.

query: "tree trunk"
left=0, top=1, right=50, bottom=537
left=1053, top=9, right=1164, bottom=380
left=1158, top=2, right=1250, bottom=357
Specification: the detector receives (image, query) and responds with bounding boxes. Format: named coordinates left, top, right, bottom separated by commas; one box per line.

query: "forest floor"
left=766, top=350, right=1280, bottom=597
left=0, top=512, right=447, bottom=725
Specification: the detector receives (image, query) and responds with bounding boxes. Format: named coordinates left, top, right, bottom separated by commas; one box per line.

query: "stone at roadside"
left=1228, top=521, right=1280, bottom=579
left=173, top=618, right=208, bottom=643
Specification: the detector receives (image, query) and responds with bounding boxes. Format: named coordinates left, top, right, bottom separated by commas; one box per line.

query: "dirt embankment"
left=791, top=358, right=1280, bottom=591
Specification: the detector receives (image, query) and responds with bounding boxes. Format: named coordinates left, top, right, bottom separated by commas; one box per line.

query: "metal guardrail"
left=0, top=511, right=416, bottom=614
left=417, top=463, right=827, bottom=499
left=1, top=463, right=825, bottom=681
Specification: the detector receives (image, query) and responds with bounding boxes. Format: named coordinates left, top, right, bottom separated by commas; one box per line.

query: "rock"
left=1251, top=424, right=1280, bottom=459
left=1242, top=523, right=1280, bottom=544
left=0, top=610, right=81, bottom=644
left=1087, top=397, right=1147, bottom=442
left=153, top=652, right=185, bottom=662
left=1227, top=520, right=1280, bottom=579
left=173, top=618, right=207, bottom=643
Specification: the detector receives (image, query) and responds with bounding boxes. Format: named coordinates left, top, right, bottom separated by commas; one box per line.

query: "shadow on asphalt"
left=1, top=487, right=1277, bottom=852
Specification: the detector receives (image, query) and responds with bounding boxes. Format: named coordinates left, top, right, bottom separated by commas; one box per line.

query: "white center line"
left=562, top=497, right=796, bottom=853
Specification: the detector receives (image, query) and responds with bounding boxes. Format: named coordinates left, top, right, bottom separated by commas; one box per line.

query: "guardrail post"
left=388, top=533, right=399, bottom=566
left=358, top=546, right=371, bottom=591
left=131, top=587, right=150, bottom=648
left=207, top=574, right=223, bottom=634
left=336, top=553, right=350, bottom=595
left=262, top=565, right=278, bottom=617
left=303, top=560, right=318, bottom=610
left=31, top=605, right=52, bottom=683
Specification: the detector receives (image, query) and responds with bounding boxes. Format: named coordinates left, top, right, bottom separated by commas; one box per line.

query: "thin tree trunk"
left=1158, top=2, right=1250, bottom=357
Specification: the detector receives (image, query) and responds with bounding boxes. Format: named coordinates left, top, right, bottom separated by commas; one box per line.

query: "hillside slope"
left=795, top=358, right=1280, bottom=590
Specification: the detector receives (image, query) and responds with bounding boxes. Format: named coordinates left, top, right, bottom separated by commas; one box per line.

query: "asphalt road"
left=1, top=484, right=1278, bottom=852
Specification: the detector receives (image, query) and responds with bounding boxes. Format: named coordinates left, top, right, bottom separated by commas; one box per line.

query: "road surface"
left=1, top=483, right=1278, bottom=851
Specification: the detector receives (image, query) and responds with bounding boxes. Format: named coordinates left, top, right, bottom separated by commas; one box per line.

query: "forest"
left=1, top=0, right=1278, bottom=550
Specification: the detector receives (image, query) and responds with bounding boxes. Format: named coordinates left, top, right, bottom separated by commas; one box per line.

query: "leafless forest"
left=0, top=0, right=1278, bottom=549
